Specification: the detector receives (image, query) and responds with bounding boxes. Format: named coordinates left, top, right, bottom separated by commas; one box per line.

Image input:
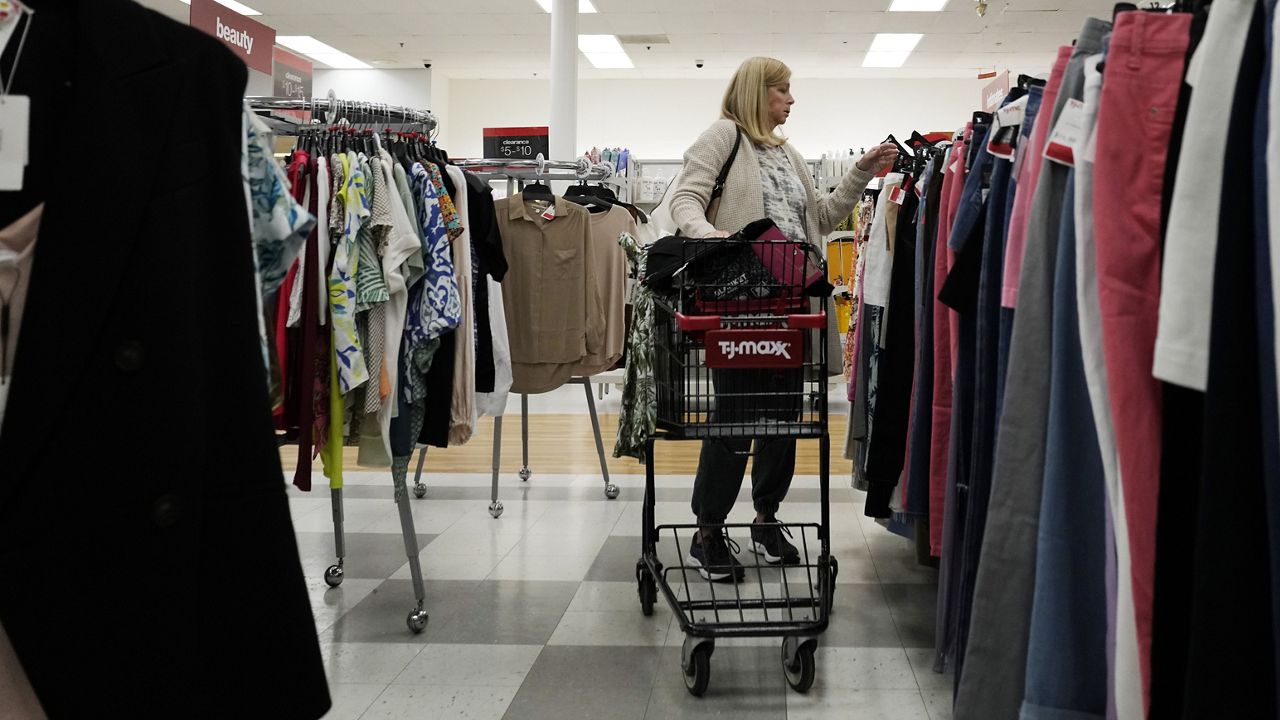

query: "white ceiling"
left=138, top=0, right=1113, bottom=79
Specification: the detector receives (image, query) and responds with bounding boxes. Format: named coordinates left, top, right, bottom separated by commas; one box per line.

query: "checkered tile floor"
left=289, top=470, right=950, bottom=720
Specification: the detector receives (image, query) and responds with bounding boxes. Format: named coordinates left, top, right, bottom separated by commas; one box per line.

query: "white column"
left=548, top=0, right=578, bottom=161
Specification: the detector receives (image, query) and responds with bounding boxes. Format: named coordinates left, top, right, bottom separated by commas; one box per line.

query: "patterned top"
left=407, top=162, right=461, bottom=345
left=613, top=231, right=657, bottom=462
left=328, top=152, right=371, bottom=394
left=756, top=143, right=810, bottom=244
left=355, top=154, right=392, bottom=310
left=245, top=112, right=313, bottom=294
left=426, top=162, right=464, bottom=241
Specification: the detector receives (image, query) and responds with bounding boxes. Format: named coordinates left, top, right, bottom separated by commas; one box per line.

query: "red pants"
left=1091, top=10, right=1192, bottom=712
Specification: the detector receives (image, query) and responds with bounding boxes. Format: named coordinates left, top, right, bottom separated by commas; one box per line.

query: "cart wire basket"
left=635, top=233, right=838, bottom=696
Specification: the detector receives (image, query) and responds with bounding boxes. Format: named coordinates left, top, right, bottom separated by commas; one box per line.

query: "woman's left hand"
left=856, top=143, right=899, bottom=174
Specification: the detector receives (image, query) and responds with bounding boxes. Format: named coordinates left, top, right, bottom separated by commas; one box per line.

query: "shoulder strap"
left=711, top=127, right=743, bottom=199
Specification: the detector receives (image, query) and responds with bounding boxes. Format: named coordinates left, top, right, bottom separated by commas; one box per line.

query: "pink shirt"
left=1001, top=45, right=1073, bottom=309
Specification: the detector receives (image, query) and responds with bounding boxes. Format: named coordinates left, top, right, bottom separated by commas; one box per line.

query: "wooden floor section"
left=280, top=413, right=852, bottom=477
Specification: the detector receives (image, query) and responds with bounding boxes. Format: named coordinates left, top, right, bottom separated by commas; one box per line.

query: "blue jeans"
left=1020, top=176, right=1108, bottom=720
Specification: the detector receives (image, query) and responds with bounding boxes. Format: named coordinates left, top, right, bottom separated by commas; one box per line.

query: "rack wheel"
left=489, top=501, right=504, bottom=519
left=323, top=564, right=344, bottom=588
left=605, top=483, right=621, bottom=500
left=519, top=467, right=532, bottom=481
left=683, top=643, right=713, bottom=697
left=413, top=483, right=427, bottom=499
left=637, top=566, right=657, bottom=617
left=782, top=638, right=817, bottom=693
left=406, top=609, right=429, bottom=634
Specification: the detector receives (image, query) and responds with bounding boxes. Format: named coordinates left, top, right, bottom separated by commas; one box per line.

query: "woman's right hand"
left=703, top=230, right=731, bottom=238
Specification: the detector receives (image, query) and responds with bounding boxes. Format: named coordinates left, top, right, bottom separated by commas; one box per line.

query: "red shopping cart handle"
left=675, top=312, right=826, bottom=331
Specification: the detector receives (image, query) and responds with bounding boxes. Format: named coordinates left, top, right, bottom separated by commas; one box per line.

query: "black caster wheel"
left=413, top=483, right=426, bottom=499
left=605, top=483, right=621, bottom=500
left=683, top=642, right=713, bottom=697
left=406, top=609, right=428, bottom=633
left=637, top=564, right=657, bottom=617
left=782, top=638, right=817, bottom=693
left=519, top=467, right=532, bottom=481
left=489, top=501, right=504, bottom=519
left=323, top=564, right=344, bottom=588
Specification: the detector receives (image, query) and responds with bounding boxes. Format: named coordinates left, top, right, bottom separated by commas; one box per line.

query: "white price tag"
left=0, top=95, right=29, bottom=190
left=1044, top=98, right=1085, bottom=168
left=996, top=95, right=1028, bottom=128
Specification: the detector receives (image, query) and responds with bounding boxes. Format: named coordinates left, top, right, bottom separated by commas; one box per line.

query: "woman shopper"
left=670, top=56, right=898, bottom=582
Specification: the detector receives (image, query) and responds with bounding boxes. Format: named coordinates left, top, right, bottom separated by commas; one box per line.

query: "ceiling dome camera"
left=695, top=59, right=704, bottom=69
left=423, top=61, right=433, bottom=69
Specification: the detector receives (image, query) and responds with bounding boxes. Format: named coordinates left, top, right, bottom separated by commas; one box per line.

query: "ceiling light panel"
left=868, top=33, right=925, bottom=52
left=888, top=0, right=950, bottom=11
left=534, top=0, right=598, bottom=13
left=179, top=0, right=262, bottom=16
left=578, top=34, right=634, bottom=68
left=862, top=33, right=924, bottom=67
left=276, top=36, right=372, bottom=69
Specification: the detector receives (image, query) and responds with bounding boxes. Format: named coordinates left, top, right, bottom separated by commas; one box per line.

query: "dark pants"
left=1180, top=4, right=1277, bottom=715
left=691, top=368, right=801, bottom=524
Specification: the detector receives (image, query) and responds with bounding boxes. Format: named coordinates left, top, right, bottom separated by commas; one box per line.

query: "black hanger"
left=883, top=134, right=914, bottom=174
left=1017, top=73, right=1046, bottom=90
left=522, top=178, right=554, bottom=202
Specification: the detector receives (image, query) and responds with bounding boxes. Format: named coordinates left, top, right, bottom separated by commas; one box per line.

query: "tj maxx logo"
left=717, top=340, right=794, bottom=361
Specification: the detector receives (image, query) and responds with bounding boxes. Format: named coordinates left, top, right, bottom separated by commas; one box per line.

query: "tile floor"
left=292, top=465, right=950, bottom=720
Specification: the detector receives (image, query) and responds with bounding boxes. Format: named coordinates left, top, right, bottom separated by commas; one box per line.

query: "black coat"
left=0, top=2, right=330, bottom=717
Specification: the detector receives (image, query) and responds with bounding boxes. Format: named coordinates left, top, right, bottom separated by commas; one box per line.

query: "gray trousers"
left=690, top=367, right=801, bottom=524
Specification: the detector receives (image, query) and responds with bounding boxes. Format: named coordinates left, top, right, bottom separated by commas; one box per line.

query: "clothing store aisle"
left=292, top=465, right=944, bottom=719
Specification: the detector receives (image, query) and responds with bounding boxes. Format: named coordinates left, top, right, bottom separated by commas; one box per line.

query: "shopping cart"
left=634, top=233, right=838, bottom=696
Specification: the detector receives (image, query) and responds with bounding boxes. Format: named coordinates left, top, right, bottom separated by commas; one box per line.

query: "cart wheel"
left=782, top=639, right=817, bottom=693
left=637, top=568, right=657, bottom=617
left=413, top=483, right=427, bottom=499
left=519, top=467, right=532, bottom=482
left=406, top=609, right=429, bottom=634
left=323, top=564, right=344, bottom=588
left=489, top=501, right=504, bottom=519
left=605, top=483, right=621, bottom=500
left=683, top=643, right=713, bottom=697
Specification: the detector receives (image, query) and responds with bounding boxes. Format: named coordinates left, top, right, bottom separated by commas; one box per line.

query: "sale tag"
left=540, top=203, right=556, bottom=221
left=0, top=95, right=29, bottom=190
left=888, top=185, right=905, bottom=205
left=1044, top=98, right=1085, bottom=167
left=996, top=95, right=1028, bottom=129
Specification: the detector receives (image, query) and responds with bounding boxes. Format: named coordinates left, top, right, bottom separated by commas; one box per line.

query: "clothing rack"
left=246, top=90, right=438, bottom=134
left=411, top=156, right=624, bottom=519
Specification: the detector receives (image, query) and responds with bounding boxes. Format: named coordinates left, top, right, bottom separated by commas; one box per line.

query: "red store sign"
left=189, top=0, right=275, bottom=75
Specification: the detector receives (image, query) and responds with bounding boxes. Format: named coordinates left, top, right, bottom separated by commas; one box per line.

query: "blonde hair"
left=721, top=56, right=791, bottom=147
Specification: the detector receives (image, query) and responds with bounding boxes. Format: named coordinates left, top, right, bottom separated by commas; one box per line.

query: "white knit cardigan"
left=669, top=118, right=876, bottom=243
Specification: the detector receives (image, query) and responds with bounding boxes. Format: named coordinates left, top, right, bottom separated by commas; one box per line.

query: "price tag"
left=540, top=203, right=557, bottom=221
left=888, top=185, right=905, bottom=205
left=1044, top=98, right=1085, bottom=168
left=0, top=95, right=29, bottom=190
left=988, top=94, right=1028, bottom=160
left=996, top=95, right=1028, bottom=128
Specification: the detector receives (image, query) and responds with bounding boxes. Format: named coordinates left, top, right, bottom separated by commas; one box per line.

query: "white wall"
left=446, top=77, right=983, bottom=160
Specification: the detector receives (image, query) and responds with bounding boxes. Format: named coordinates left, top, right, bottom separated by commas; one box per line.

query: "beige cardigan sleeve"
left=786, top=144, right=875, bottom=238
left=669, top=119, right=739, bottom=239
